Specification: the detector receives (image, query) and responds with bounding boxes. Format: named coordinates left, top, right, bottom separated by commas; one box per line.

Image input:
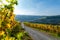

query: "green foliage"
left=0, top=0, right=24, bottom=40
left=16, top=32, right=24, bottom=40
left=0, top=0, right=32, bottom=40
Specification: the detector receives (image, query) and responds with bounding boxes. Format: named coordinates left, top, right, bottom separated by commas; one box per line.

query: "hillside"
left=30, top=15, right=60, bottom=25
left=15, top=15, right=44, bottom=22
left=15, top=15, right=60, bottom=25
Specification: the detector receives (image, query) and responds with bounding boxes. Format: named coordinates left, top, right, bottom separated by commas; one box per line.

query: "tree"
left=0, top=0, right=19, bottom=40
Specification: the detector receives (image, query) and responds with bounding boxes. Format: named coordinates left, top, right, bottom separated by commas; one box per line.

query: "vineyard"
left=24, top=22, right=60, bottom=37
left=0, top=0, right=32, bottom=40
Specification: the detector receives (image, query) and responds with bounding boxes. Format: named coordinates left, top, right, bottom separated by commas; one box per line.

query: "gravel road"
left=21, top=23, right=60, bottom=40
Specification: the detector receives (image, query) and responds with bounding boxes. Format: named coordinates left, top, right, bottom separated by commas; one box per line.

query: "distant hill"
left=15, top=15, right=44, bottom=22
left=30, top=15, right=60, bottom=25
left=15, top=15, right=60, bottom=24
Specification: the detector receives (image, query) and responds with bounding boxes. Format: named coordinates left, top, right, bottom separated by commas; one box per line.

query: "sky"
left=14, top=0, right=60, bottom=16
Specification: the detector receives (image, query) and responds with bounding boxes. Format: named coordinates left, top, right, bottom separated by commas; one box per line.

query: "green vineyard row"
left=24, top=22, right=60, bottom=37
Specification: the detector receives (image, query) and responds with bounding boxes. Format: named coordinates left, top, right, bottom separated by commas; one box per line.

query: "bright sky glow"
left=3, top=0, right=9, bottom=5
left=14, top=0, right=60, bottom=16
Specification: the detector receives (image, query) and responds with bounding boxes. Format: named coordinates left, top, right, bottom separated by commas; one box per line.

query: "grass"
left=16, top=28, right=32, bottom=40
left=23, top=31, right=32, bottom=40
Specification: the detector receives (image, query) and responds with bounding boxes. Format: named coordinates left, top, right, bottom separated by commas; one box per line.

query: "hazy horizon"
left=16, top=14, right=60, bottom=16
